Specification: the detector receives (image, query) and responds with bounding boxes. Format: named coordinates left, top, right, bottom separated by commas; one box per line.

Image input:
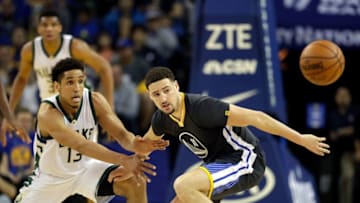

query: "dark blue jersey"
left=151, top=93, right=259, bottom=163
left=0, top=132, right=34, bottom=175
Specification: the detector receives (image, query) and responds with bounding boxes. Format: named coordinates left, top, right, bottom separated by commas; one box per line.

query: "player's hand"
left=107, top=165, right=134, bottom=183
left=0, top=119, right=30, bottom=146
left=132, top=136, right=170, bottom=155
left=110, top=154, right=157, bottom=184
left=301, top=134, right=330, bottom=156
left=10, top=120, right=30, bottom=143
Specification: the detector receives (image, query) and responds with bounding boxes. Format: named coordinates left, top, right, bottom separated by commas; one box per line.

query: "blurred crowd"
left=0, top=0, right=194, bottom=132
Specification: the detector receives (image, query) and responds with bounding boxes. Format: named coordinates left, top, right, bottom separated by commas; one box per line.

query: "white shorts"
left=15, top=160, right=114, bottom=203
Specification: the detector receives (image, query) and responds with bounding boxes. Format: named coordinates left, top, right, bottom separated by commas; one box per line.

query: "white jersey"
left=33, top=34, right=73, bottom=99
left=33, top=88, right=98, bottom=178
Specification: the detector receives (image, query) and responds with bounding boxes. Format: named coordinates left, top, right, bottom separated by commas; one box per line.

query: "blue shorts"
left=200, top=145, right=266, bottom=201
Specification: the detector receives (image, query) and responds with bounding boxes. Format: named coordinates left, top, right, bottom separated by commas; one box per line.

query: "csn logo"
left=186, top=163, right=276, bottom=202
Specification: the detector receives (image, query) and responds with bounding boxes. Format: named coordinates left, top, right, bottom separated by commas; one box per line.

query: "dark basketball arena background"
left=1, top=0, right=359, bottom=203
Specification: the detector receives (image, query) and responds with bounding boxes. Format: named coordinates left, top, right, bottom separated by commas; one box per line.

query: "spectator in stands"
left=0, top=108, right=35, bottom=202
left=96, top=31, right=115, bottom=62
left=0, top=41, right=16, bottom=88
left=0, top=0, right=21, bottom=35
left=11, top=26, right=28, bottom=63
left=71, top=7, right=100, bottom=44
left=131, top=25, right=165, bottom=67
left=103, top=0, right=146, bottom=39
left=112, top=63, right=140, bottom=133
left=168, top=2, right=188, bottom=44
left=353, top=112, right=360, bottom=203
left=327, top=86, right=359, bottom=203
left=117, top=15, right=133, bottom=41
left=145, top=9, right=179, bottom=63
left=113, top=38, right=151, bottom=85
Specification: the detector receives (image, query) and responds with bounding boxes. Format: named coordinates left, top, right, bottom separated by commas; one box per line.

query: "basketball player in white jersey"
left=0, top=9, right=114, bottom=146
left=14, top=58, right=169, bottom=203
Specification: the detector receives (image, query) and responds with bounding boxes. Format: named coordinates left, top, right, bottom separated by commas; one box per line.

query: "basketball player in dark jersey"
left=139, top=67, right=330, bottom=203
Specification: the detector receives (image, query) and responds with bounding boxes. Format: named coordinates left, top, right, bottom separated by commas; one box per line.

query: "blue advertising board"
left=275, top=0, right=360, bottom=48
left=189, top=0, right=287, bottom=121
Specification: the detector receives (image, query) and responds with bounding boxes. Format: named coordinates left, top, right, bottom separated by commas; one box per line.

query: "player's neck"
left=59, top=98, right=79, bottom=120
left=170, top=93, right=184, bottom=120
left=43, top=38, right=62, bottom=55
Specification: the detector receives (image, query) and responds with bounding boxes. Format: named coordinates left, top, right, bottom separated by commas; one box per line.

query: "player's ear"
left=59, top=24, right=63, bottom=33
left=174, top=80, right=180, bottom=91
left=37, top=25, right=41, bottom=35
left=54, top=81, right=60, bottom=92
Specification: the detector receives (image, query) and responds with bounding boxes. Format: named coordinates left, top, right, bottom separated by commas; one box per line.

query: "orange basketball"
left=299, top=40, right=345, bottom=86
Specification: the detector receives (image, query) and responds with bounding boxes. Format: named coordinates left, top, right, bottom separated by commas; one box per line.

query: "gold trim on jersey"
left=199, top=166, right=214, bottom=198
left=225, top=110, right=230, bottom=116
left=169, top=92, right=186, bottom=127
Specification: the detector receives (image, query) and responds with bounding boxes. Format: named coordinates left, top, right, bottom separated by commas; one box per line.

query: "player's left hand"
left=132, top=136, right=170, bottom=155
left=107, top=166, right=148, bottom=187
left=301, top=134, right=330, bottom=156
left=108, top=154, right=156, bottom=185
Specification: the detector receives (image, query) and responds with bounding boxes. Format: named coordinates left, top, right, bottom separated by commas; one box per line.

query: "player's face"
left=148, top=78, right=180, bottom=114
left=16, top=112, right=34, bottom=132
left=37, top=17, right=62, bottom=42
left=55, top=70, right=86, bottom=110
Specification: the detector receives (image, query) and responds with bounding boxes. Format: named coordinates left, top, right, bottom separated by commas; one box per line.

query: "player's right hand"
left=132, top=135, right=170, bottom=155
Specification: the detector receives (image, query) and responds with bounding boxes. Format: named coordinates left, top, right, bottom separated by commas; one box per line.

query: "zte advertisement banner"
left=189, top=0, right=286, bottom=121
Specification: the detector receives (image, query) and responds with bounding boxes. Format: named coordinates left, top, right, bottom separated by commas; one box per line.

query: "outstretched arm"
left=71, top=39, right=114, bottom=108
left=38, top=103, right=128, bottom=164
left=38, top=102, right=156, bottom=180
left=0, top=83, right=16, bottom=125
left=227, top=104, right=330, bottom=156
left=92, top=91, right=169, bottom=154
left=0, top=42, right=32, bottom=146
left=0, top=80, right=29, bottom=146
left=8, top=42, right=33, bottom=111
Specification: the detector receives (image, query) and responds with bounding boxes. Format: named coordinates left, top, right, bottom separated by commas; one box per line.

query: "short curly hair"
left=51, top=58, right=85, bottom=82
left=39, top=9, right=61, bottom=23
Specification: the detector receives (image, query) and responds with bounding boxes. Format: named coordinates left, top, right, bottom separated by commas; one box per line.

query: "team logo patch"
left=179, top=132, right=208, bottom=158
